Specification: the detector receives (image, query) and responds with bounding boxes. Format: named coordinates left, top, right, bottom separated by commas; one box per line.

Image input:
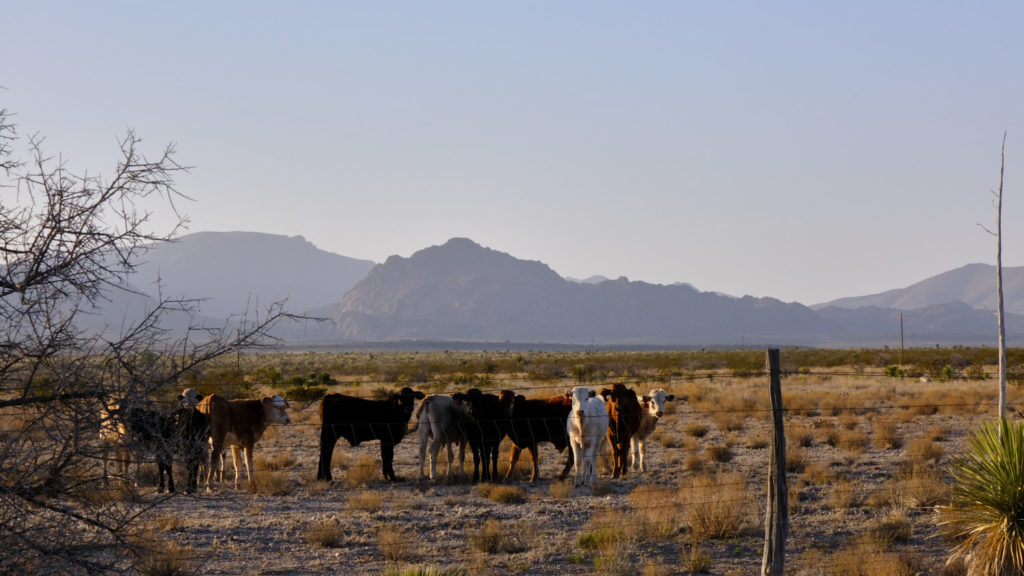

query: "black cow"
left=121, top=407, right=177, bottom=493
left=316, top=387, right=426, bottom=482
left=171, top=406, right=209, bottom=494
left=504, top=393, right=574, bottom=483
left=455, top=388, right=515, bottom=483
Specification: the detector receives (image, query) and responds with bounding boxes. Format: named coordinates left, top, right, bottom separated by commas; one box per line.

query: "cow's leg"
left=527, top=445, right=541, bottom=483
left=230, top=445, right=243, bottom=490
left=504, top=445, right=522, bottom=481
left=417, top=428, right=429, bottom=480
left=243, top=444, right=256, bottom=491
left=571, top=439, right=584, bottom=486
left=316, top=425, right=338, bottom=482
left=557, top=446, right=574, bottom=481
left=443, top=440, right=455, bottom=481
left=429, top=436, right=444, bottom=480
left=457, top=439, right=467, bottom=477
left=630, top=435, right=640, bottom=472
left=205, top=439, right=221, bottom=492
left=381, top=442, right=399, bottom=481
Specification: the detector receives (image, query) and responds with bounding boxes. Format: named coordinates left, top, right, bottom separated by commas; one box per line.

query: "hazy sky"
left=5, top=2, right=1023, bottom=305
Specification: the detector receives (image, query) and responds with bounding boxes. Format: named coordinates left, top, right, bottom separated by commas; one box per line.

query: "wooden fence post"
left=762, top=348, right=788, bottom=575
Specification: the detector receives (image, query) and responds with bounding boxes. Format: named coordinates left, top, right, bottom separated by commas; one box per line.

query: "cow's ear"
left=642, top=395, right=651, bottom=403
left=666, top=394, right=676, bottom=402
left=589, top=390, right=597, bottom=398
left=599, top=389, right=611, bottom=400
left=415, top=391, right=425, bottom=399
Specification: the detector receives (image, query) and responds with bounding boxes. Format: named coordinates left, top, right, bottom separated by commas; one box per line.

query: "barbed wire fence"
left=1, top=350, right=1015, bottom=574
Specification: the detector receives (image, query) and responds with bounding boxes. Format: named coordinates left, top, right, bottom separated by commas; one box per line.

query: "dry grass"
left=346, top=454, right=380, bottom=487
left=254, top=470, right=292, bottom=495
left=378, top=523, right=417, bottom=561
left=130, top=533, right=194, bottom=576
left=684, top=422, right=710, bottom=438
left=679, top=472, right=751, bottom=540
left=904, top=436, right=943, bottom=467
left=348, top=488, right=383, bottom=512
left=705, top=444, right=733, bottom=464
left=873, top=421, right=903, bottom=450
left=549, top=479, right=574, bottom=500
left=628, top=484, right=679, bottom=540
left=306, top=519, right=344, bottom=548
left=468, top=518, right=527, bottom=554
left=256, top=452, right=297, bottom=471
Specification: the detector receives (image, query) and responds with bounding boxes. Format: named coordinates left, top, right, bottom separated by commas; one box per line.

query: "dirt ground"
left=129, top=374, right=986, bottom=575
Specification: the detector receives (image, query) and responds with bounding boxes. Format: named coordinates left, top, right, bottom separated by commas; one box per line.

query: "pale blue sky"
left=5, top=1, right=1022, bottom=305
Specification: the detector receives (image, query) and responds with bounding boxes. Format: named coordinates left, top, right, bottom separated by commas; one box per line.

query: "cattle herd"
left=99, top=383, right=676, bottom=493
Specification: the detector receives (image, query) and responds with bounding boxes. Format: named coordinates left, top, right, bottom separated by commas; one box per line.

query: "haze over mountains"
left=102, top=232, right=1023, bottom=348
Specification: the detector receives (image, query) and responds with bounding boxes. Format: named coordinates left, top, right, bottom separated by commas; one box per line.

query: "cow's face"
left=498, top=390, right=516, bottom=417
left=397, top=387, right=426, bottom=414
left=262, top=395, right=291, bottom=425
left=568, top=387, right=592, bottom=417
left=179, top=388, right=202, bottom=407
left=643, top=389, right=675, bottom=419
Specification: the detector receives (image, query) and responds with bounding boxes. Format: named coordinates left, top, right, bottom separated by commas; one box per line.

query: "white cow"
left=566, top=386, right=609, bottom=486
left=631, top=389, right=675, bottom=473
left=407, top=394, right=469, bottom=481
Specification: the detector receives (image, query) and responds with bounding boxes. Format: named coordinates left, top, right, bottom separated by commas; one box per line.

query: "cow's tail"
left=407, top=395, right=432, bottom=433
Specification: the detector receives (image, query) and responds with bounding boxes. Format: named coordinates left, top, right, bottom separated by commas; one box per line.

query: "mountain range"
left=95, top=232, right=1023, bottom=348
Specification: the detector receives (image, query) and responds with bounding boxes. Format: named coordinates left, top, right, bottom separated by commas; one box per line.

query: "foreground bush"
left=936, top=419, right=1024, bottom=575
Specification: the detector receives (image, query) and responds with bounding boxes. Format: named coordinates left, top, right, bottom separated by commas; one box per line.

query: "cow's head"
left=642, top=389, right=676, bottom=419
left=567, top=386, right=594, bottom=418
left=178, top=388, right=202, bottom=408
left=396, top=387, right=426, bottom=414
left=262, top=395, right=291, bottom=425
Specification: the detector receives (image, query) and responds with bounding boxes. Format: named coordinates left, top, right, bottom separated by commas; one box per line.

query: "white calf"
left=631, top=389, right=675, bottom=473
left=566, top=386, right=609, bottom=486
left=408, top=394, right=469, bottom=481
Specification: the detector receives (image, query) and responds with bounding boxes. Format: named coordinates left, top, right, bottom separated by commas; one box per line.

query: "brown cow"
left=198, top=394, right=291, bottom=491
left=600, top=383, right=642, bottom=478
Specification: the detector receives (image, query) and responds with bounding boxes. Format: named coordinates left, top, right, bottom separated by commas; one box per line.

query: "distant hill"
left=76, top=233, right=1024, bottom=347
left=331, top=238, right=839, bottom=346
left=814, top=263, right=1024, bottom=316
left=127, top=231, right=375, bottom=319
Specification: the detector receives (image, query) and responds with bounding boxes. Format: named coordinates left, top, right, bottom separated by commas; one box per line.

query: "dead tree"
left=0, top=107, right=295, bottom=574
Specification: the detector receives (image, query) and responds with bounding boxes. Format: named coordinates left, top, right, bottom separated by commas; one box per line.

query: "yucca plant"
left=936, top=419, right=1024, bottom=575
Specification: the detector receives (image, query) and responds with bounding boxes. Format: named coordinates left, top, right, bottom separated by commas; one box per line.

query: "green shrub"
left=937, top=419, right=1024, bottom=574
